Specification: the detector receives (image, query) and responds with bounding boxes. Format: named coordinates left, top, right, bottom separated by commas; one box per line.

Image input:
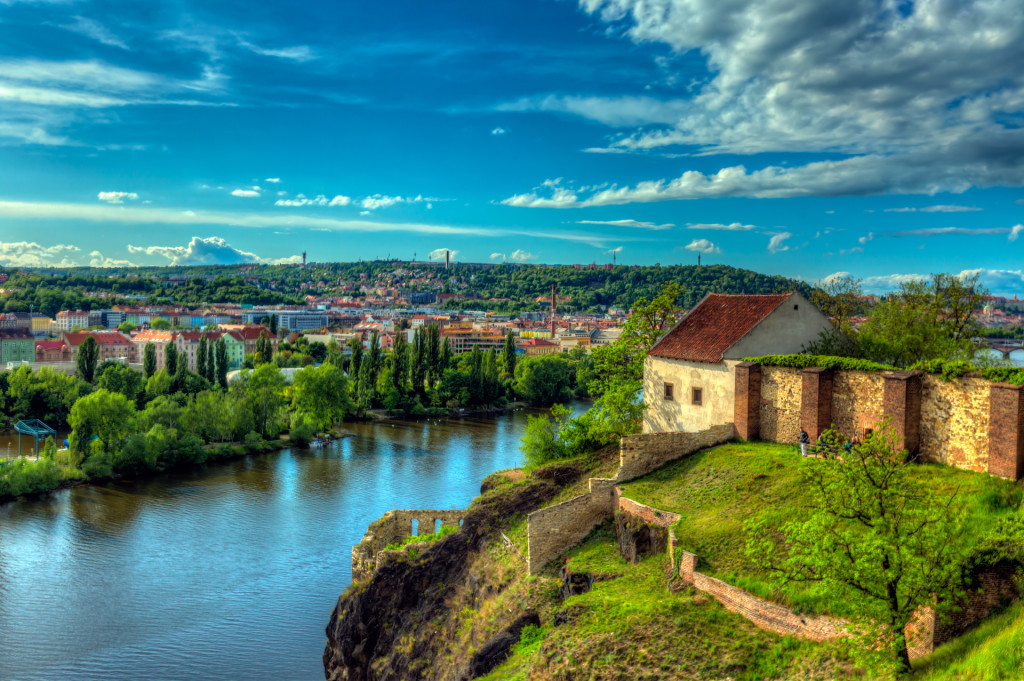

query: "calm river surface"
left=0, top=405, right=584, bottom=681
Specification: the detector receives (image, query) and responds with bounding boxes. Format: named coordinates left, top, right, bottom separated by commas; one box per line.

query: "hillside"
left=324, top=443, right=1023, bottom=680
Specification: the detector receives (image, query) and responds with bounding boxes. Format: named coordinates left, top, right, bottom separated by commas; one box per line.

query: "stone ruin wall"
left=351, top=509, right=466, bottom=582
left=758, top=366, right=801, bottom=443
left=919, top=374, right=990, bottom=471
left=830, top=370, right=886, bottom=439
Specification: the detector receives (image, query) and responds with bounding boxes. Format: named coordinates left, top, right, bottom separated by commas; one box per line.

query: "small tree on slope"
left=745, top=420, right=966, bottom=673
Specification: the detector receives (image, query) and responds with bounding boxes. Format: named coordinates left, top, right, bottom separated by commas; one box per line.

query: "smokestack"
left=446, top=250, right=450, bottom=270
left=551, top=284, right=556, bottom=338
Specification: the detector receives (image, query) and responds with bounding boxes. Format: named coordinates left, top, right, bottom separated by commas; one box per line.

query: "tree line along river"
left=0, top=404, right=586, bottom=681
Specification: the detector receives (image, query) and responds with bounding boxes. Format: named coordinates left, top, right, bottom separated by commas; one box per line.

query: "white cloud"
left=577, top=219, right=673, bottom=230
left=489, top=252, right=505, bottom=261
left=361, top=194, right=436, bottom=210
left=684, top=238, right=721, bottom=254
left=608, top=246, right=623, bottom=255
left=889, top=227, right=1010, bottom=237
left=429, top=247, right=458, bottom=261
left=237, top=40, right=316, bottom=62
left=60, top=17, right=129, bottom=50
left=508, top=249, right=536, bottom=262
left=98, top=191, right=138, bottom=204
left=825, top=269, right=1024, bottom=296
left=231, top=189, right=260, bottom=198
left=127, top=236, right=299, bottom=266
left=274, top=193, right=329, bottom=207
left=265, top=177, right=281, bottom=183
left=858, top=232, right=874, bottom=245
left=328, top=195, right=351, bottom=206
left=884, top=205, right=983, bottom=213
left=491, top=127, right=506, bottom=135
left=767, top=232, right=791, bottom=254
left=498, top=95, right=689, bottom=127
left=0, top=240, right=80, bottom=267
left=1009, top=224, right=1024, bottom=242
left=88, top=250, right=135, bottom=267
left=686, top=222, right=755, bottom=231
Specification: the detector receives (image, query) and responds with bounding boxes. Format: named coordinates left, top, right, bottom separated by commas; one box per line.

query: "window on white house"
left=664, top=383, right=674, bottom=401
left=692, top=388, right=703, bottom=406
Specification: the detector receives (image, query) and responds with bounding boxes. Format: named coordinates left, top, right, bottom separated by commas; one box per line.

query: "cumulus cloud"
left=361, top=194, right=436, bottom=210
left=274, top=193, right=329, bottom=207
left=684, top=238, right=721, bottom=254
left=509, top=249, right=536, bottom=262
left=489, top=252, right=505, bottom=261
left=859, top=232, right=874, bottom=245
left=686, top=222, right=755, bottom=231
left=491, top=127, right=506, bottom=135
left=767, top=232, right=791, bottom=254
left=88, top=250, right=135, bottom=267
left=98, top=191, right=138, bottom=204
left=127, top=236, right=299, bottom=266
left=264, top=177, right=281, bottom=183
left=328, top=195, right=351, bottom=206
left=231, top=189, right=260, bottom=198
left=1010, top=225, right=1024, bottom=242
left=428, top=247, right=458, bottom=261
left=577, top=219, right=672, bottom=230
left=0, top=241, right=80, bottom=267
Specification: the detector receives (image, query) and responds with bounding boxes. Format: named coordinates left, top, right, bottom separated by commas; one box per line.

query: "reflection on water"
left=0, top=404, right=586, bottom=681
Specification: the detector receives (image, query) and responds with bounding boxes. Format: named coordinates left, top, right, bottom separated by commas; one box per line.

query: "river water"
left=0, top=405, right=581, bottom=681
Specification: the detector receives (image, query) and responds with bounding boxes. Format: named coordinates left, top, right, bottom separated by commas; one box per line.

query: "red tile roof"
left=649, top=293, right=793, bottom=363
left=64, top=331, right=131, bottom=346
left=35, top=340, right=67, bottom=350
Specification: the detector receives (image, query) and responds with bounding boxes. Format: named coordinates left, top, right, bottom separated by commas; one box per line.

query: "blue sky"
left=1, top=0, right=1023, bottom=294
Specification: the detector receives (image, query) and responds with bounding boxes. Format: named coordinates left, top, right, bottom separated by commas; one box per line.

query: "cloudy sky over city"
left=1, top=0, right=1023, bottom=293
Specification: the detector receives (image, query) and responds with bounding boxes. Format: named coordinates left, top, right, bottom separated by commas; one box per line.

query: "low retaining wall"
left=527, top=426, right=734, bottom=575
left=351, top=509, right=466, bottom=581
left=679, top=551, right=849, bottom=642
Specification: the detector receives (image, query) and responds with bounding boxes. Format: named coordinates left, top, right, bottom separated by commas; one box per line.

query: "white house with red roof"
left=643, top=292, right=832, bottom=435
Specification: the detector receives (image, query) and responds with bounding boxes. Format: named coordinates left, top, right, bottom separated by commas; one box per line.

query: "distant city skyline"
left=1, top=0, right=1023, bottom=294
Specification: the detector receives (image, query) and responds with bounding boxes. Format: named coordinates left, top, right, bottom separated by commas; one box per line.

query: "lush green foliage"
left=745, top=354, right=897, bottom=372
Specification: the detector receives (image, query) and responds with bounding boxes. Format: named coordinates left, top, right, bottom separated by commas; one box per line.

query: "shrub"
left=744, top=354, right=897, bottom=372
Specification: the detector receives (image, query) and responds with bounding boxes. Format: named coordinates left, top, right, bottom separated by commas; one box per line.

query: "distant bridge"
left=978, top=338, right=1024, bottom=359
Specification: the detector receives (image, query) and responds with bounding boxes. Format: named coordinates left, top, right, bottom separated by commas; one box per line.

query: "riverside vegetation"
left=0, top=326, right=593, bottom=502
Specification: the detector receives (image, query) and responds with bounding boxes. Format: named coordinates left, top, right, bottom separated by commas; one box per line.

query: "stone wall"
left=738, top=364, right=1024, bottom=480
left=758, top=366, right=801, bottom=443
left=919, top=374, right=990, bottom=471
left=351, top=509, right=466, bottom=582
left=527, top=426, right=735, bottom=575
left=678, top=551, right=850, bottom=642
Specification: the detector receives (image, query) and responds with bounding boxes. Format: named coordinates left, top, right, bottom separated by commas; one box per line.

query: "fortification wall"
left=740, top=364, right=1022, bottom=479
left=758, top=367, right=801, bottom=443
left=351, top=509, right=466, bottom=582
left=919, top=374, right=990, bottom=471
left=618, top=424, right=735, bottom=482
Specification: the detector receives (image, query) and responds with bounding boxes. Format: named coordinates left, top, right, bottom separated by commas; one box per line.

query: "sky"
left=1, top=0, right=1023, bottom=294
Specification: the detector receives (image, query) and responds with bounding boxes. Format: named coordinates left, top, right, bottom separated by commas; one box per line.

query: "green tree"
left=292, top=362, right=354, bottom=430
left=367, top=332, right=382, bottom=380
left=348, top=337, right=363, bottom=377
left=173, top=347, right=188, bottom=392
left=805, top=275, right=863, bottom=356
left=118, top=321, right=137, bottom=334
left=441, top=336, right=452, bottom=371
left=164, top=342, right=178, bottom=376
left=143, top=343, right=157, bottom=379
left=205, top=337, right=216, bottom=382
left=391, top=331, right=409, bottom=393
left=501, top=328, right=517, bottom=378
left=68, top=388, right=137, bottom=463
left=269, top=314, right=278, bottom=335
left=216, top=337, right=229, bottom=389
left=356, top=352, right=375, bottom=416
left=150, top=317, right=172, bottom=330
left=514, top=355, right=574, bottom=405
left=243, top=363, right=288, bottom=436
left=745, top=421, right=966, bottom=672
left=410, top=327, right=426, bottom=392
left=196, top=337, right=209, bottom=382
left=426, top=324, right=441, bottom=386
left=76, top=335, right=100, bottom=383
left=97, top=362, right=144, bottom=403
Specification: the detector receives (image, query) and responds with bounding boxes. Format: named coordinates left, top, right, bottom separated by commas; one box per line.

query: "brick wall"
left=351, top=509, right=466, bottom=581
left=678, top=551, right=850, bottom=642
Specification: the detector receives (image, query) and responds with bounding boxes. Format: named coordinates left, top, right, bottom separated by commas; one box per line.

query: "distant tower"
left=613, top=251, right=616, bottom=266
left=698, top=254, right=701, bottom=267
left=445, top=250, right=450, bottom=270
left=551, top=284, right=557, bottom=338
left=302, top=251, right=307, bottom=267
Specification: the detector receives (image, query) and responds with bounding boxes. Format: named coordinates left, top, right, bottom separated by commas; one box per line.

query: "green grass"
left=911, top=599, right=1024, bottom=680
left=617, top=441, right=1021, bottom=618
left=381, top=524, right=457, bottom=552
left=481, top=522, right=864, bottom=681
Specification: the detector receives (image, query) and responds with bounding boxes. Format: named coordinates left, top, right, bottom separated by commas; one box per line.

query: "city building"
left=0, top=328, right=36, bottom=365
left=35, top=339, right=72, bottom=363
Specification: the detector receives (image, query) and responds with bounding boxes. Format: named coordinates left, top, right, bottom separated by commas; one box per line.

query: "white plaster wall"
left=725, top=292, right=834, bottom=359
left=643, top=356, right=738, bottom=433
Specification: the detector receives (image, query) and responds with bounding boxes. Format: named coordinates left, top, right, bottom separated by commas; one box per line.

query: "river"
left=0, top=405, right=584, bottom=681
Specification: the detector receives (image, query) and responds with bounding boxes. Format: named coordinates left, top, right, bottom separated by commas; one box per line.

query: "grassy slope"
left=617, top=442, right=1021, bottom=617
